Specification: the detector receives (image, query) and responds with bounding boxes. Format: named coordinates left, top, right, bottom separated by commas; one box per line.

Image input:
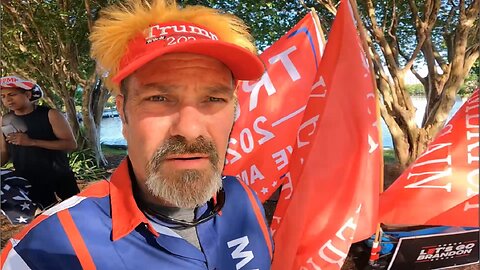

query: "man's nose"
left=169, top=105, right=205, bottom=141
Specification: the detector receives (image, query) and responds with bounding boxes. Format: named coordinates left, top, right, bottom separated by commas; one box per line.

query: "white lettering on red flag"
left=271, top=1, right=381, bottom=269
left=224, top=12, right=326, bottom=202
left=379, top=89, right=480, bottom=226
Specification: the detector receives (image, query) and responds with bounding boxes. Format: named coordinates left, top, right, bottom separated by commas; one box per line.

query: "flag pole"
left=308, top=7, right=326, bottom=58
left=299, top=0, right=327, bottom=54
left=347, top=0, right=385, bottom=266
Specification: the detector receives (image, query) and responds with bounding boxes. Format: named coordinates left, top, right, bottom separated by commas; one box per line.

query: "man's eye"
left=208, top=97, right=226, bottom=102
left=148, top=96, right=166, bottom=101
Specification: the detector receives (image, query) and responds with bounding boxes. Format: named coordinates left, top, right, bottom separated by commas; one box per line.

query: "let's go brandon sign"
left=388, top=229, right=479, bottom=270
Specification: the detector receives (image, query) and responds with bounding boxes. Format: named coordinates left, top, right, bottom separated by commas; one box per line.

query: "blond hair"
left=90, top=0, right=257, bottom=94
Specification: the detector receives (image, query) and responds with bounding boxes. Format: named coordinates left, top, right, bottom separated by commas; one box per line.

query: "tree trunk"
left=92, top=83, right=110, bottom=130
left=361, top=0, right=480, bottom=170
left=81, top=76, right=107, bottom=166
left=63, top=95, right=85, bottom=150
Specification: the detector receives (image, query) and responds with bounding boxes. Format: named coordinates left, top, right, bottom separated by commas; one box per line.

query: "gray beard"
left=145, top=167, right=222, bottom=208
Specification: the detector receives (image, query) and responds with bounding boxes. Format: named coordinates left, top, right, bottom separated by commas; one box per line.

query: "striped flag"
left=1, top=170, right=37, bottom=225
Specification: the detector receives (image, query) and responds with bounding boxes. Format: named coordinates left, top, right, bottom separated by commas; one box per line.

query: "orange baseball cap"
left=112, top=21, right=265, bottom=84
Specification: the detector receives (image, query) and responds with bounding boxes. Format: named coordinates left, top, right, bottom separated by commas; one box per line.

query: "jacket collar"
left=110, top=158, right=159, bottom=241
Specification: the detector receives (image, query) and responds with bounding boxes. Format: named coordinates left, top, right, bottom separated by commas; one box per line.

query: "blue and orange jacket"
left=1, top=159, right=273, bottom=269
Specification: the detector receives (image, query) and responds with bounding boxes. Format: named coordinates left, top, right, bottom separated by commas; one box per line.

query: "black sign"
left=388, top=229, right=479, bottom=270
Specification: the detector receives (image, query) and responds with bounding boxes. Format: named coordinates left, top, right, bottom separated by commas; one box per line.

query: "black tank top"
left=6, top=105, right=72, bottom=175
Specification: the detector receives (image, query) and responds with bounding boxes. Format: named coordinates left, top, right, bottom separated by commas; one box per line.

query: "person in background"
left=1, top=1, right=273, bottom=269
left=0, top=76, right=79, bottom=210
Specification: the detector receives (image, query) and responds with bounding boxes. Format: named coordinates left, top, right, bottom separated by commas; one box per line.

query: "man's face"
left=1, top=88, right=31, bottom=111
left=117, top=53, right=235, bottom=208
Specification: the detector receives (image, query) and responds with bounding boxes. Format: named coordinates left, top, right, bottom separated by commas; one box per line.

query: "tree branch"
left=386, top=1, right=402, bottom=66
left=381, top=1, right=388, bottom=31
left=464, top=45, right=480, bottom=71
left=444, top=0, right=457, bottom=34
left=420, top=0, right=441, bottom=96
left=397, top=47, right=427, bottom=85
left=466, top=0, right=480, bottom=18
left=24, top=2, right=55, bottom=67
left=365, top=0, right=399, bottom=71
left=411, top=67, right=426, bottom=85
left=315, top=0, right=337, bottom=15
left=402, top=35, right=426, bottom=72
left=407, top=0, right=421, bottom=27
left=464, top=0, right=480, bottom=25
left=1, top=3, right=34, bottom=39
left=84, top=0, right=93, bottom=33
left=431, top=44, right=448, bottom=72
left=459, top=0, right=466, bottom=16
left=386, top=0, right=398, bottom=41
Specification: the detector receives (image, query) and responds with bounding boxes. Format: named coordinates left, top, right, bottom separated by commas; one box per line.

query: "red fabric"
left=224, top=12, right=325, bottom=202
left=237, top=180, right=274, bottom=258
left=109, top=159, right=159, bottom=240
left=379, top=90, right=479, bottom=227
left=271, top=1, right=382, bottom=269
left=57, top=209, right=96, bottom=270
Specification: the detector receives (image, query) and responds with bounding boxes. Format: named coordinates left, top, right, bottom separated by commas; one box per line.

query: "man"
left=1, top=1, right=273, bottom=269
left=0, top=76, right=79, bottom=211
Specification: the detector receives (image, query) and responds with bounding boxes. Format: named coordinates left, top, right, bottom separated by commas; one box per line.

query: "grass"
left=0, top=162, right=14, bottom=170
left=383, top=149, right=397, bottom=164
left=101, top=145, right=127, bottom=156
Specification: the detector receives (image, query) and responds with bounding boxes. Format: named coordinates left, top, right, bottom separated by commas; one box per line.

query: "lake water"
left=100, top=97, right=465, bottom=149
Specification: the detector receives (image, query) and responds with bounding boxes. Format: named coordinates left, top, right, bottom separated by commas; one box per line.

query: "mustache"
left=148, top=135, right=219, bottom=168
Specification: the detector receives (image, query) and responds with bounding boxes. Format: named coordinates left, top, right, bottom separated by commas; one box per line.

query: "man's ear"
left=116, top=95, right=126, bottom=124
left=25, top=91, right=32, bottom=100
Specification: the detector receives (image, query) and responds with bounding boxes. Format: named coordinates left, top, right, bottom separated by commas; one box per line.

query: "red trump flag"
left=271, top=1, right=382, bottom=269
left=224, top=12, right=325, bottom=202
left=380, top=90, right=479, bottom=227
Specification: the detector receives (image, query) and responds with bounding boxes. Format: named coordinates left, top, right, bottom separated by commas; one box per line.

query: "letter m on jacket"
left=227, top=236, right=257, bottom=270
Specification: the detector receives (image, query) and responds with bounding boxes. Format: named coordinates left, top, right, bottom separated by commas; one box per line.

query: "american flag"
left=1, top=170, right=37, bottom=224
